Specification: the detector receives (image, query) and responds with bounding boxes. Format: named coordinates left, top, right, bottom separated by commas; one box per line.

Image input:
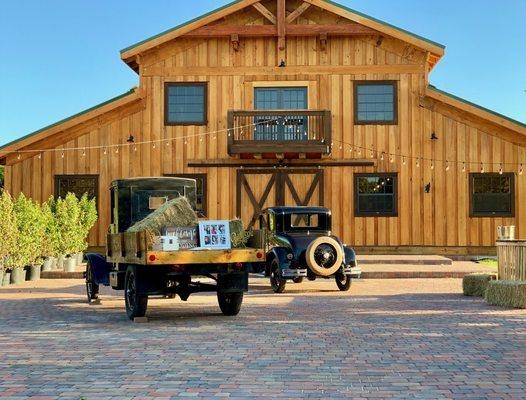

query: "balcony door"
left=254, top=87, right=308, bottom=141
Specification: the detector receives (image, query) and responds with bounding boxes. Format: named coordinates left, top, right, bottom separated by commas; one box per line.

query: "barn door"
left=237, top=169, right=324, bottom=228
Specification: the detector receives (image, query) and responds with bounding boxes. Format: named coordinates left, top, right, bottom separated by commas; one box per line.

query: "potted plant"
left=41, top=198, right=61, bottom=271
left=74, top=194, right=98, bottom=265
left=0, top=191, right=17, bottom=286
left=55, top=193, right=81, bottom=272
left=9, top=194, right=42, bottom=284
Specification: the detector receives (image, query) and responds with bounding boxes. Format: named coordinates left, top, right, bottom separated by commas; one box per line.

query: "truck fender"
left=85, top=253, right=111, bottom=286
left=267, top=247, right=293, bottom=270
left=343, top=245, right=357, bottom=266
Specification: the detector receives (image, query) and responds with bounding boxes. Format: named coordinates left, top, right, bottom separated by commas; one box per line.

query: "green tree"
left=0, top=166, right=4, bottom=188
left=41, top=198, right=61, bottom=258
left=8, top=194, right=45, bottom=270
left=0, top=191, right=17, bottom=269
left=76, top=194, right=98, bottom=252
left=55, top=193, right=81, bottom=256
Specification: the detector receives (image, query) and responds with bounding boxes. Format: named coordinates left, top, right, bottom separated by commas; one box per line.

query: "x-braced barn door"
left=236, top=169, right=324, bottom=228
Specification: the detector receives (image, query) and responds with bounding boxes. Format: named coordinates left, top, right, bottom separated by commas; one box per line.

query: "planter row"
left=0, top=253, right=84, bottom=287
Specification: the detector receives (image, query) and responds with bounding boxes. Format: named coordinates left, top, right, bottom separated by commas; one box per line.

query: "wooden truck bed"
left=106, top=232, right=264, bottom=265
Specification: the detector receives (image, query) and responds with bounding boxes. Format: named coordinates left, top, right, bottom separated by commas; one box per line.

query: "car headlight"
left=286, top=253, right=294, bottom=260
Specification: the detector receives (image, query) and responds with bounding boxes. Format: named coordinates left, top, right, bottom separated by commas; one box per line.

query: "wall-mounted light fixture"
left=424, top=183, right=431, bottom=193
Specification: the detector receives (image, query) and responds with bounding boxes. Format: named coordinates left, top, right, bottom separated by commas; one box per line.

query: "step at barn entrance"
left=236, top=169, right=324, bottom=228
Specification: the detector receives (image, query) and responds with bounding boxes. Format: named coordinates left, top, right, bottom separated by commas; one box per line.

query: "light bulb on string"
left=402, top=157, right=406, bottom=166
left=38, top=153, right=42, bottom=160
left=103, top=148, right=107, bottom=155
left=115, top=147, right=119, bottom=154
left=82, top=150, right=86, bottom=157
left=389, top=155, right=394, bottom=163
left=499, top=164, right=503, bottom=175
left=430, top=162, right=434, bottom=170
left=445, top=161, right=450, bottom=172
left=153, top=143, right=156, bottom=149
left=416, top=158, right=420, bottom=168
left=380, top=152, right=384, bottom=161
left=17, top=153, right=21, bottom=160
left=480, top=163, right=485, bottom=174
left=462, top=163, right=466, bottom=173
left=520, top=164, right=524, bottom=175
left=166, top=141, right=170, bottom=147
left=61, top=152, right=65, bottom=159
left=134, top=146, right=137, bottom=152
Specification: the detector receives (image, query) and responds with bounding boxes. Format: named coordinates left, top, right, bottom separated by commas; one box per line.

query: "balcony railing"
left=227, top=110, right=332, bottom=156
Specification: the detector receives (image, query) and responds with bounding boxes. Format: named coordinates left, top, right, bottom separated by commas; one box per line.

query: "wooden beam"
left=188, top=159, right=376, bottom=168
left=252, top=2, right=276, bottom=24
left=286, top=2, right=311, bottom=23
left=277, top=0, right=286, bottom=51
left=183, top=23, right=376, bottom=38
left=143, top=64, right=424, bottom=77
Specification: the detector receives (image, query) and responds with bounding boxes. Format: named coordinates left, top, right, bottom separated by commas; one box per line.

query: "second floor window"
left=354, top=81, right=397, bottom=125
left=165, top=82, right=207, bottom=125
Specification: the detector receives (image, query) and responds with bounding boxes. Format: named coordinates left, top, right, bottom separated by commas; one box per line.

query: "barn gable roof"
left=0, top=88, right=142, bottom=164
left=119, top=0, right=445, bottom=71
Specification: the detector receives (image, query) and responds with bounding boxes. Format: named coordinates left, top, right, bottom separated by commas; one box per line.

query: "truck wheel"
left=85, top=262, right=99, bottom=303
left=335, top=273, right=352, bottom=291
left=293, top=277, right=304, bottom=284
left=270, top=259, right=286, bottom=293
left=217, top=291, right=243, bottom=316
left=125, top=266, right=148, bottom=320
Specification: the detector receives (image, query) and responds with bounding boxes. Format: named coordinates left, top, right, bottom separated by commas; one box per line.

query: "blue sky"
left=0, top=0, right=525, bottom=146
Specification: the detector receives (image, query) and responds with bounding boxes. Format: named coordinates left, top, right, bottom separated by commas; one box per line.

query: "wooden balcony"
left=227, top=110, right=332, bottom=158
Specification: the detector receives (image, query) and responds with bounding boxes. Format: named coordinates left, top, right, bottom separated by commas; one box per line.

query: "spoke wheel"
left=124, top=266, right=148, bottom=320
left=335, top=273, right=352, bottom=291
left=217, top=291, right=244, bottom=316
left=85, top=262, right=99, bottom=303
left=269, top=259, right=286, bottom=293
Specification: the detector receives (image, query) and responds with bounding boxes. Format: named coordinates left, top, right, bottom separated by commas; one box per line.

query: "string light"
left=430, top=162, right=435, bottom=170
left=82, top=150, right=86, bottom=157
left=520, top=164, right=524, bottom=175
left=480, top=163, right=485, bottom=174
left=115, top=147, right=119, bottom=154
left=445, top=161, right=450, bottom=172
left=499, top=164, right=503, bottom=175
left=152, top=143, right=156, bottom=149
left=416, top=158, right=420, bottom=168
left=389, top=155, right=394, bottom=163
left=103, top=148, right=107, bottom=155
left=402, top=157, right=406, bottom=166
left=462, top=163, right=466, bottom=173
left=61, top=152, right=64, bottom=159
left=380, top=152, right=384, bottom=161
left=38, top=153, right=42, bottom=159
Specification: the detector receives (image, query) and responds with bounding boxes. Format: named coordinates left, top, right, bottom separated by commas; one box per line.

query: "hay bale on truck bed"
left=485, top=280, right=526, bottom=309
left=462, top=273, right=497, bottom=297
left=127, top=197, right=197, bottom=243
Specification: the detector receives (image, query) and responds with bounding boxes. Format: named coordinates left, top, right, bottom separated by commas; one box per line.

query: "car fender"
left=86, top=253, right=111, bottom=286
left=343, top=245, right=357, bottom=266
left=267, top=247, right=293, bottom=269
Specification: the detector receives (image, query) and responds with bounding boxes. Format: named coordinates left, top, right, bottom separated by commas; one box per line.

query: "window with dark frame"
left=55, top=175, right=98, bottom=209
left=165, top=174, right=207, bottom=217
left=165, top=82, right=208, bottom=125
left=354, top=174, right=398, bottom=217
left=354, top=81, right=397, bottom=125
left=470, top=173, right=514, bottom=217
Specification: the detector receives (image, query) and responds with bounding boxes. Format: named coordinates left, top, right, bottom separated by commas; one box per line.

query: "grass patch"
left=476, top=258, right=498, bottom=268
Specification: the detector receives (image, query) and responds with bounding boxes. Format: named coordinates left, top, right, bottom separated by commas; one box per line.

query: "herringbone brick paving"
left=0, top=277, right=525, bottom=399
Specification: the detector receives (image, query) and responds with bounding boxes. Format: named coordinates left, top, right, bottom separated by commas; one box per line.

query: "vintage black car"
left=258, top=207, right=360, bottom=293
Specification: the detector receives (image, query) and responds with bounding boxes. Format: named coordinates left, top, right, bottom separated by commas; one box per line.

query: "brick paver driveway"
left=1, top=277, right=525, bottom=399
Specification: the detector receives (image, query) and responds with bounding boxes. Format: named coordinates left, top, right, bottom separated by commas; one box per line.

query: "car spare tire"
left=305, top=237, right=343, bottom=277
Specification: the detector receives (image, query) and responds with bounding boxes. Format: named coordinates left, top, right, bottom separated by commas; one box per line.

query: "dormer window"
left=354, top=81, right=397, bottom=125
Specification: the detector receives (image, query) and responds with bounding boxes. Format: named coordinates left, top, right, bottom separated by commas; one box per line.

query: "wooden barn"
left=1, top=0, right=525, bottom=255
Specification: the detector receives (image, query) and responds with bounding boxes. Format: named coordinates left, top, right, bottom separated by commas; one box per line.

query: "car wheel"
left=217, top=291, right=244, bottom=316
left=293, top=277, right=304, bottom=284
left=124, top=266, right=148, bottom=320
left=305, top=237, right=344, bottom=277
left=335, top=273, right=352, bottom=291
left=85, top=261, right=99, bottom=303
left=269, top=259, right=286, bottom=293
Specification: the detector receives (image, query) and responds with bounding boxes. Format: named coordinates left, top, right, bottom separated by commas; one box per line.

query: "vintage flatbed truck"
left=85, top=177, right=265, bottom=320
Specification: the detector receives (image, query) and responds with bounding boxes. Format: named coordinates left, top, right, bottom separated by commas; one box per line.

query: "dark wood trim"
left=164, top=173, right=207, bottom=217
left=54, top=174, right=99, bottom=211
left=182, top=23, right=376, bottom=38
left=353, top=80, right=398, bottom=126
left=354, top=173, right=398, bottom=217
left=164, top=82, right=208, bottom=126
left=469, top=172, right=515, bottom=218
left=188, top=160, right=375, bottom=168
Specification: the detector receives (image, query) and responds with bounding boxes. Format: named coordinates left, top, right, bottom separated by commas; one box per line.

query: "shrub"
left=8, top=193, right=45, bottom=270
left=462, top=273, right=497, bottom=297
left=54, top=193, right=81, bottom=256
left=41, top=197, right=61, bottom=258
left=485, top=281, right=526, bottom=309
left=0, top=191, right=17, bottom=269
left=76, top=194, right=98, bottom=252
